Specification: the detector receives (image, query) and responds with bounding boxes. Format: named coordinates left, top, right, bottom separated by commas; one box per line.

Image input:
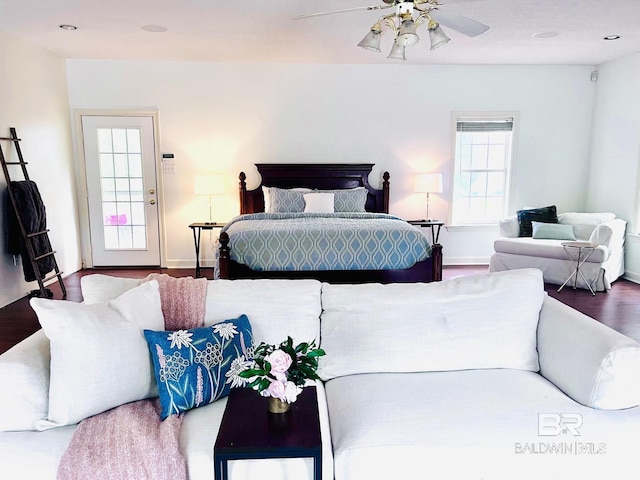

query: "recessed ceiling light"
left=604, top=35, right=620, bottom=41
left=141, top=25, right=167, bottom=33
left=532, top=31, right=559, bottom=39
left=59, top=24, right=77, bottom=31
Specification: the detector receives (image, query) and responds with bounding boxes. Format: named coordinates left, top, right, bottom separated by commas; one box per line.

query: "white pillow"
left=304, top=192, right=335, bottom=213
left=318, top=269, right=545, bottom=380
left=557, top=212, right=616, bottom=225
left=80, top=274, right=142, bottom=304
left=0, top=330, right=50, bottom=431
left=31, top=280, right=164, bottom=429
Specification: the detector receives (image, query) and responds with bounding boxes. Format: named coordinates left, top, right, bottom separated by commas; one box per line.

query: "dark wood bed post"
left=218, top=232, right=230, bottom=279
left=431, top=243, right=443, bottom=281
left=382, top=171, right=390, bottom=214
left=239, top=172, right=247, bottom=215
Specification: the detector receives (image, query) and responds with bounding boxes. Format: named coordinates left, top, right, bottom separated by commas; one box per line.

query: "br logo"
left=538, top=413, right=583, bottom=436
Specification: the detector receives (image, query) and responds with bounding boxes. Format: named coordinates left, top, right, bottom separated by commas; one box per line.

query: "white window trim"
left=447, top=111, right=520, bottom=226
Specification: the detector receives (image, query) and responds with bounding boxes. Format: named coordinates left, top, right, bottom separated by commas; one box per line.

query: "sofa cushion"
left=31, top=281, right=164, bottom=429
left=558, top=212, right=616, bottom=240
left=80, top=274, right=142, bottom=304
left=493, top=237, right=609, bottom=263
left=144, top=315, right=254, bottom=419
left=203, top=279, right=322, bottom=346
left=325, top=370, right=640, bottom=480
left=0, top=330, right=50, bottom=431
left=516, top=205, right=558, bottom=237
left=318, top=269, right=545, bottom=380
left=531, top=221, right=576, bottom=240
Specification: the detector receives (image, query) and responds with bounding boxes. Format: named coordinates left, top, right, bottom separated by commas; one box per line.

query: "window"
left=450, top=114, right=516, bottom=225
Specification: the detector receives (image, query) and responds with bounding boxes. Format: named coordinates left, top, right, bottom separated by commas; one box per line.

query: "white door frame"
left=73, top=109, right=167, bottom=268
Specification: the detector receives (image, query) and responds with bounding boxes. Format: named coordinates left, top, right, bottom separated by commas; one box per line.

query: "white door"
left=81, top=115, right=161, bottom=266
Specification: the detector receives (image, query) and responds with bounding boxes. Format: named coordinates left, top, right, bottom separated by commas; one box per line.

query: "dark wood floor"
left=1, top=266, right=639, bottom=355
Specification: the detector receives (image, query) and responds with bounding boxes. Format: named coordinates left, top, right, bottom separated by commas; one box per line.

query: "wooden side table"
left=407, top=220, right=445, bottom=245
left=558, top=241, right=598, bottom=296
left=214, top=387, right=322, bottom=480
left=189, top=222, right=226, bottom=278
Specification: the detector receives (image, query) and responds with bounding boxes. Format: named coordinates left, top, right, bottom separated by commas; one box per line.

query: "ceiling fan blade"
left=430, top=11, right=489, bottom=37
left=292, top=4, right=392, bottom=20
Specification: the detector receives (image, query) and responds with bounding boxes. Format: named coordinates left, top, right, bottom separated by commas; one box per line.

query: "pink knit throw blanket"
left=57, top=274, right=208, bottom=480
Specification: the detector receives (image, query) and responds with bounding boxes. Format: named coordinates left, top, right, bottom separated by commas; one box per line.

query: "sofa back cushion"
left=80, top=275, right=323, bottom=347
left=558, top=212, right=616, bottom=240
left=318, top=269, right=545, bottom=380
left=203, top=279, right=322, bottom=346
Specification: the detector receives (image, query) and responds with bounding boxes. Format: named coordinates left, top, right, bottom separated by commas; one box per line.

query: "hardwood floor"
left=1, top=266, right=639, bottom=354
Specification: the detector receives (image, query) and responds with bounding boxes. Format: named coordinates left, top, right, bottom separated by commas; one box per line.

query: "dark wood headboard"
left=238, top=163, right=390, bottom=214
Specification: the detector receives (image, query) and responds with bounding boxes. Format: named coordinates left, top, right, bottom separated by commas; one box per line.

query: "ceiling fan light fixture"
left=358, top=25, right=383, bottom=52
left=397, top=17, right=419, bottom=46
left=387, top=42, right=406, bottom=60
left=428, top=22, right=450, bottom=50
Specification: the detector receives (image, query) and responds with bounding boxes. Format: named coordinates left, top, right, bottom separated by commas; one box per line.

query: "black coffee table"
left=214, top=386, right=322, bottom=480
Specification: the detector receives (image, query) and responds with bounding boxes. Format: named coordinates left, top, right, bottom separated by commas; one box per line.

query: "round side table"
left=557, top=241, right=598, bottom=296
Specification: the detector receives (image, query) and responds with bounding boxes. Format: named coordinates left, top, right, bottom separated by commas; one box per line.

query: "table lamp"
left=194, top=174, right=224, bottom=224
left=414, top=173, right=443, bottom=221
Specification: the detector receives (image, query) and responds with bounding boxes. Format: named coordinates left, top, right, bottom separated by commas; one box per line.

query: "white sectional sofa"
left=1, top=269, right=640, bottom=480
left=490, top=212, right=626, bottom=291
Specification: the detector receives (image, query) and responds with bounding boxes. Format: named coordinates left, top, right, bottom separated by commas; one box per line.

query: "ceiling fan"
left=293, top=0, right=489, bottom=60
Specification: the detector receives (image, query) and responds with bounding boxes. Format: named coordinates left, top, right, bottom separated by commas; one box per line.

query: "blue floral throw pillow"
left=144, top=314, right=254, bottom=419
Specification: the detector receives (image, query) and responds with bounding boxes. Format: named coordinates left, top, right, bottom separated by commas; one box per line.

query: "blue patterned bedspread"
left=220, top=213, right=431, bottom=271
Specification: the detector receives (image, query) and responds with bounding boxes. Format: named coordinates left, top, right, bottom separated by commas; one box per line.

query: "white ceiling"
left=0, top=0, right=639, bottom=66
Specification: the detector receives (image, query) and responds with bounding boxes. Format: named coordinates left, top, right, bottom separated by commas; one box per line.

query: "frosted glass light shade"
left=429, top=25, right=451, bottom=50
left=397, top=19, right=419, bottom=46
left=194, top=174, right=224, bottom=196
left=387, top=42, right=406, bottom=60
left=358, top=29, right=382, bottom=52
left=415, top=173, right=443, bottom=193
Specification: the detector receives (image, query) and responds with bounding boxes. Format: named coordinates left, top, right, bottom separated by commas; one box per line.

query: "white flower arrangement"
left=238, top=337, right=326, bottom=404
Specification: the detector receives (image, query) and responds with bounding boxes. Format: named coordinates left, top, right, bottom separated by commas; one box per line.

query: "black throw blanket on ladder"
left=5, top=180, right=55, bottom=282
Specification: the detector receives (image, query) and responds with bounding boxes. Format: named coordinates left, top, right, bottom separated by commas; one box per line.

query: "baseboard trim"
left=623, top=271, right=640, bottom=285
left=443, top=257, right=491, bottom=266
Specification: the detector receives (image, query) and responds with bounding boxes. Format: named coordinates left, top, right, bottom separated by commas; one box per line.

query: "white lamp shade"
left=194, top=174, right=224, bottom=196
left=414, top=173, right=443, bottom=193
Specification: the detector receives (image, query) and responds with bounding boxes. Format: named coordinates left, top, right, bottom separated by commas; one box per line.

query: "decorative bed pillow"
left=531, top=221, right=576, bottom=240
left=263, top=187, right=311, bottom=213
left=304, top=192, right=335, bottom=213
left=322, top=187, right=368, bottom=212
left=30, top=281, right=164, bottom=429
left=144, top=314, right=254, bottom=419
left=516, top=205, right=558, bottom=237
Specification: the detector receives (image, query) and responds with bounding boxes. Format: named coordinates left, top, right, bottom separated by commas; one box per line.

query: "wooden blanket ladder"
left=0, top=127, right=66, bottom=298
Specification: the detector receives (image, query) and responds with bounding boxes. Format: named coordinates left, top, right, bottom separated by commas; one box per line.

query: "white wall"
left=588, top=52, right=640, bottom=283
left=0, top=29, right=81, bottom=307
left=66, top=60, right=595, bottom=267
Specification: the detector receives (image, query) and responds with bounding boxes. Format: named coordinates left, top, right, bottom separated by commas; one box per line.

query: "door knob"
left=150, top=199, right=156, bottom=205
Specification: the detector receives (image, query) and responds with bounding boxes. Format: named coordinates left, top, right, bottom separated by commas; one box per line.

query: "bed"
left=217, top=163, right=443, bottom=283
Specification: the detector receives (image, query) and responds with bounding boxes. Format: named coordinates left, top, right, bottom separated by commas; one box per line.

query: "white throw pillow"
left=318, top=269, right=545, bottom=380
left=0, top=330, right=50, bottom=431
left=80, top=274, right=141, bottom=304
left=304, top=192, right=335, bottom=213
left=31, top=280, right=164, bottom=429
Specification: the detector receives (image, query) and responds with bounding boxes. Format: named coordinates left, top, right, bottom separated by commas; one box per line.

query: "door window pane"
left=97, top=127, right=147, bottom=250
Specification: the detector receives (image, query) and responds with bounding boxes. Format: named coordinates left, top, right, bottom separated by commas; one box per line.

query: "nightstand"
left=407, top=220, right=445, bottom=244
left=189, top=222, right=226, bottom=278
left=214, top=387, right=322, bottom=480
